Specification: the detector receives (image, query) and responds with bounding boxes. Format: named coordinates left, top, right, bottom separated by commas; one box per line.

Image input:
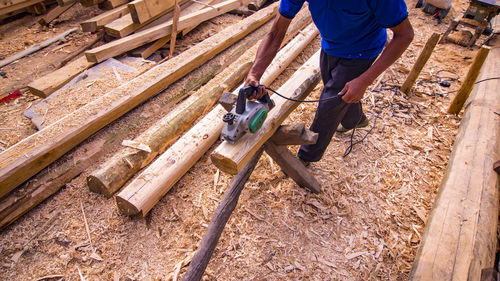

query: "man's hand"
left=244, top=74, right=266, bottom=100
left=339, top=76, right=371, bottom=103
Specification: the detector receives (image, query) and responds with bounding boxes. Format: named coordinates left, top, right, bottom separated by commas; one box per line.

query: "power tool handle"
left=236, top=86, right=258, bottom=114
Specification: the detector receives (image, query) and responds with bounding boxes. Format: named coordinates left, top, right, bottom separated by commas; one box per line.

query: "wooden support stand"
left=182, top=124, right=320, bottom=281
left=400, top=32, right=440, bottom=95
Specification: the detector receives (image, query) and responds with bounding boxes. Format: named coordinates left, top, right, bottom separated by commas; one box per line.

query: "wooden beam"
left=211, top=50, right=320, bottom=174
left=181, top=147, right=264, bottom=281
left=27, top=56, right=95, bottom=98
left=400, top=33, right=440, bottom=95
left=98, top=0, right=128, bottom=9
left=79, top=0, right=104, bottom=7
left=89, top=0, right=245, bottom=62
left=127, top=0, right=175, bottom=24
left=38, top=0, right=76, bottom=26
left=0, top=28, right=77, bottom=69
left=0, top=0, right=44, bottom=15
left=181, top=0, right=220, bottom=36
left=115, top=105, right=227, bottom=216
left=447, top=46, right=490, bottom=114
left=168, top=0, right=180, bottom=58
left=409, top=39, right=500, bottom=281
left=88, top=9, right=312, bottom=198
left=0, top=4, right=277, bottom=199
left=80, top=4, right=129, bottom=33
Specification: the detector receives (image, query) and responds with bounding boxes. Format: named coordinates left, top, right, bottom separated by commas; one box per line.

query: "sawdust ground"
left=0, top=0, right=493, bottom=280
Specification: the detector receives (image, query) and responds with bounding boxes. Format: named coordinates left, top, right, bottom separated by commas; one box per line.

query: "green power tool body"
left=221, top=86, right=275, bottom=144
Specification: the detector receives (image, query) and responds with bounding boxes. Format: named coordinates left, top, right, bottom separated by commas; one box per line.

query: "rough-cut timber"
left=211, top=50, right=321, bottom=175
left=181, top=147, right=264, bottom=281
left=400, top=33, right=440, bottom=95
left=80, top=4, right=129, bottom=32
left=88, top=15, right=314, bottom=198
left=80, top=0, right=104, bottom=7
left=0, top=3, right=277, bottom=199
left=38, top=0, right=76, bottom=26
left=447, top=46, right=490, bottom=114
left=115, top=105, right=227, bottom=216
left=409, top=41, right=500, bottom=281
left=0, top=0, right=44, bottom=16
left=98, top=0, right=129, bottom=9
left=0, top=28, right=77, bottom=69
left=90, top=0, right=245, bottom=62
left=27, top=56, right=95, bottom=98
left=128, top=0, right=177, bottom=24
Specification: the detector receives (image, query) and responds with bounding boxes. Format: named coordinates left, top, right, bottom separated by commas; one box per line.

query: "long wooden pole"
left=181, top=147, right=264, bottom=281
left=447, top=46, right=490, bottom=114
left=211, top=50, right=321, bottom=175
left=87, top=15, right=315, bottom=198
left=0, top=5, right=278, bottom=198
left=399, top=33, right=440, bottom=95
left=409, top=39, right=500, bottom=281
left=168, top=0, right=180, bottom=58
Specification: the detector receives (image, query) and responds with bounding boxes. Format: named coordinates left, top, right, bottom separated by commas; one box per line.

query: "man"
left=245, top=0, right=414, bottom=164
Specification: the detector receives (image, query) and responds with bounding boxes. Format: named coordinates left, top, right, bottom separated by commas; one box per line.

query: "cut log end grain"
left=87, top=175, right=113, bottom=197
left=210, top=154, right=239, bottom=175
left=115, top=195, right=141, bottom=216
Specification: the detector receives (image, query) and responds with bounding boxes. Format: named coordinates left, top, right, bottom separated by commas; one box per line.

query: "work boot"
left=297, top=156, right=310, bottom=167
left=336, top=117, right=369, bottom=133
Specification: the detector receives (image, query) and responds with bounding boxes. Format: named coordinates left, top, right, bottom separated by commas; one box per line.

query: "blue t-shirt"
left=280, top=0, right=408, bottom=59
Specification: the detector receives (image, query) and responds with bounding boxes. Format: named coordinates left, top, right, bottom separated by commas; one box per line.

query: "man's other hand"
left=339, top=76, right=371, bottom=103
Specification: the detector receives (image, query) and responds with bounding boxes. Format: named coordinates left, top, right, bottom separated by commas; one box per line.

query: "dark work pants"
left=297, top=50, right=376, bottom=162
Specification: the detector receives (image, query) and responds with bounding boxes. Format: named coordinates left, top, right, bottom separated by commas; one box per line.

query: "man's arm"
left=245, top=13, right=292, bottom=99
left=340, top=18, right=414, bottom=103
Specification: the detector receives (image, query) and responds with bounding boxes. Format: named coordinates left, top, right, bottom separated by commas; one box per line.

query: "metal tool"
left=221, top=86, right=274, bottom=144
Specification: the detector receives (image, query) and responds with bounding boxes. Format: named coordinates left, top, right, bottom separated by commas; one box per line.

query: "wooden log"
left=211, top=50, right=321, bottom=175
left=168, top=0, right=180, bottom=58
left=181, top=147, right=264, bottom=281
left=409, top=41, right=500, bottom=281
left=92, top=0, right=244, bottom=62
left=88, top=59, right=252, bottom=197
left=115, top=105, right=227, bottom=216
left=0, top=4, right=277, bottom=199
left=27, top=56, right=95, bottom=98
left=247, top=0, right=265, bottom=10
left=38, top=0, right=76, bottom=26
left=400, top=32, right=440, bottom=95
left=98, top=0, right=128, bottom=9
left=263, top=142, right=320, bottom=193
left=89, top=14, right=313, bottom=198
left=0, top=28, right=77, bottom=69
left=447, top=46, right=490, bottom=114
left=80, top=4, right=129, bottom=32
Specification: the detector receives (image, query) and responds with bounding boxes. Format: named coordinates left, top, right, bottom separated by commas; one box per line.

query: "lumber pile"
left=409, top=38, right=500, bottom=280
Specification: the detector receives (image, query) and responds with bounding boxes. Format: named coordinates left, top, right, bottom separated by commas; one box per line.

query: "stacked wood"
left=86, top=0, right=245, bottom=62
left=211, top=50, right=321, bottom=175
left=80, top=4, right=129, bottom=32
left=88, top=9, right=312, bottom=198
left=0, top=3, right=277, bottom=199
left=0, top=0, right=46, bottom=16
left=114, top=20, right=318, bottom=216
left=38, top=0, right=76, bottom=25
left=408, top=37, right=500, bottom=280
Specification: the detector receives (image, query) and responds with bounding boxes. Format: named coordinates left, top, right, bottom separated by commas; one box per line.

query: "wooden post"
left=0, top=5, right=277, bottom=198
left=169, top=0, right=180, bottom=58
left=181, top=147, right=264, bottom=281
left=87, top=17, right=315, bottom=198
left=400, top=33, right=440, bottom=95
left=447, top=46, right=490, bottom=114
left=211, top=50, right=321, bottom=175
left=409, top=39, right=500, bottom=281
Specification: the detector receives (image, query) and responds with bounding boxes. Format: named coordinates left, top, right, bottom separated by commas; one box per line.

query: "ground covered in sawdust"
left=0, top=0, right=489, bottom=280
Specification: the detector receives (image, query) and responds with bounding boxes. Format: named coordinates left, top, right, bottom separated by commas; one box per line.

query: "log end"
left=87, top=175, right=114, bottom=198
left=26, top=85, right=48, bottom=98
left=80, top=22, right=97, bottom=33
left=210, top=152, right=239, bottom=175
left=84, top=52, right=98, bottom=64
left=115, top=195, right=142, bottom=217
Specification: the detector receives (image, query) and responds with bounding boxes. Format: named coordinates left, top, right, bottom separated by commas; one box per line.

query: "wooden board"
left=127, top=0, right=176, bottom=24
left=409, top=40, right=500, bottom=281
left=38, top=0, right=76, bottom=26
left=211, top=50, right=321, bottom=175
left=80, top=4, right=129, bottom=32
left=90, top=0, right=245, bottom=62
left=0, top=0, right=44, bottom=18
left=27, top=56, right=95, bottom=98
left=0, top=3, right=278, bottom=198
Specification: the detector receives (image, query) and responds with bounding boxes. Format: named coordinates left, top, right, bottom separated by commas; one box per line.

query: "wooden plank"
left=168, top=0, right=180, bottom=58
left=447, top=46, right=490, bottom=114
left=0, top=28, right=77, bottom=69
left=127, top=0, right=175, bottom=24
left=409, top=41, right=500, bottom=281
left=80, top=4, right=129, bottom=32
left=400, top=33, right=440, bottom=95
left=98, top=0, right=128, bottom=9
left=38, top=0, right=76, bottom=26
left=211, top=50, right=321, bottom=175
left=27, top=56, right=94, bottom=98
left=0, top=0, right=43, bottom=17
left=0, top=4, right=277, bottom=199
left=181, top=147, right=264, bottom=281
left=90, top=0, right=245, bottom=62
